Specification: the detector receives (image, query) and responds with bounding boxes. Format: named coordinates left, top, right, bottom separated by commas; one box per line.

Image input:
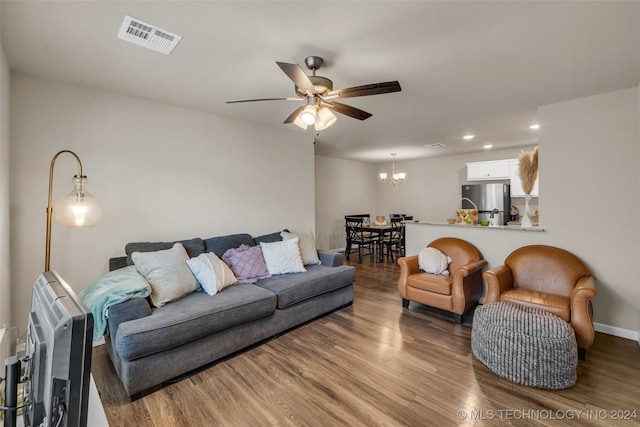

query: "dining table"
left=356, top=222, right=395, bottom=261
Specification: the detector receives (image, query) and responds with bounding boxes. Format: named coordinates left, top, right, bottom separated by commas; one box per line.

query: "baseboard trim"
left=594, top=322, right=639, bottom=343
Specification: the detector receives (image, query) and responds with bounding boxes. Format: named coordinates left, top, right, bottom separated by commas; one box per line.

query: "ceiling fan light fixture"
left=227, top=56, right=401, bottom=132
left=314, top=106, right=337, bottom=131
left=300, top=104, right=317, bottom=125
left=292, top=114, right=308, bottom=130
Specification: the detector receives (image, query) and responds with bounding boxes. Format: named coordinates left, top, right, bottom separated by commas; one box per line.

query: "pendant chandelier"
left=379, top=153, right=406, bottom=186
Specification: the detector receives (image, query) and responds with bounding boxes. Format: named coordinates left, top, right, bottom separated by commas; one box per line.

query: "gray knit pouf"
left=471, top=301, right=577, bottom=389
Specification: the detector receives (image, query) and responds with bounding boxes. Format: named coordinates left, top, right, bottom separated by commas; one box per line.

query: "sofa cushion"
left=408, top=272, right=453, bottom=295
left=187, top=252, right=237, bottom=296
left=131, top=243, right=198, bottom=308
left=500, top=289, right=571, bottom=322
left=222, top=244, right=272, bottom=284
left=254, top=264, right=356, bottom=309
left=114, top=284, right=277, bottom=360
left=204, top=233, right=255, bottom=257
left=254, top=230, right=285, bottom=244
left=125, top=237, right=205, bottom=266
left=260, top=238, right=306, bottom=275
left=281, top=230, right=321, bottom=265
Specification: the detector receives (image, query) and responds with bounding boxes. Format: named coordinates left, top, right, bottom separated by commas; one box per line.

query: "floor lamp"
left=45, top=150, right=102, bottom=271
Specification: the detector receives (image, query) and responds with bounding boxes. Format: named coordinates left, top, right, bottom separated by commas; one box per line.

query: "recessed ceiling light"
left=529, top=124, right=540, bottom=130
left=483, top=144, right=493, bottom=149
left=463, top=134, right=474, bottom=140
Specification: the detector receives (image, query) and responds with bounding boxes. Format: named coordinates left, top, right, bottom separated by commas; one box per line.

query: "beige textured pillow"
left=132, top=242, right=198, bottom=307
left=187, top=252, right=237, bottom=296
left=280, top=230, right=321, bottom=265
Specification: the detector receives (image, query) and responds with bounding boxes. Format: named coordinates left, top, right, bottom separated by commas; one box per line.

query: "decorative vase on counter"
left=521, top=194, right=533, bottom=228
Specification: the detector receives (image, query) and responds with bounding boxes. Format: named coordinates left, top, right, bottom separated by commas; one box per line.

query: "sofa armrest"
left=397, top=256, right=420, bottom=299
left=451, top=259, right=487, bottom=315
left=318, top=250, right=343, bottom=267
left=452, top=259, right=487, bottom=279
left=483, top=265, right=514, bottom=303
left=106, top=298, right=152, bottom=339
left=571, top=275, right=597, bottom=349
left=109, top=256, right=129, bottom=271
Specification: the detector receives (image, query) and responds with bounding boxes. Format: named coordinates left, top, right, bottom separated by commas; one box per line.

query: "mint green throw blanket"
left=79, top=266, right=151, bottom=341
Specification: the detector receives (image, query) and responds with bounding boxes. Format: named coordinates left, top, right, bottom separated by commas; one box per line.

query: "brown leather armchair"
left=483, top=245, right=597, bottom=358
left=398, top=237, right=487, bottom=324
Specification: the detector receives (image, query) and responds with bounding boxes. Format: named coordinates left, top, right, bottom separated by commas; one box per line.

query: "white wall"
left=10, top=73, right=315, bottom=331
left=538, top=87, right=639, bottom=333
left=314, top=155, right=377, bottom=250
left=0, top=9, right=11, bottom=330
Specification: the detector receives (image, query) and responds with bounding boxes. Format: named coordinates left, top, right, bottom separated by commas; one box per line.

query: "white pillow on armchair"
left=418, top=247, right=452, bottom=275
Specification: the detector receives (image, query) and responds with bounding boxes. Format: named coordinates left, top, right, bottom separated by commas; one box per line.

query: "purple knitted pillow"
left=222, top=244, right=272, bottom=284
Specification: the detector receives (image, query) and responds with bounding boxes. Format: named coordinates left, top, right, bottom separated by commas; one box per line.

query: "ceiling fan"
left=226, top=56, right=401, bottom=131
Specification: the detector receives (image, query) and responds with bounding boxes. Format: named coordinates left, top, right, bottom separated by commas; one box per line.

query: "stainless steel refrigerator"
left=461, top=184, right=511, bottom=225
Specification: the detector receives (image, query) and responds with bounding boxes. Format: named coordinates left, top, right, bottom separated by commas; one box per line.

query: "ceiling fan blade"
left=226, top=97, right=299, bottom=104
left=283, top=105, right=305, bottom=124
left=328, top=102, right=372, bottom=121
left=328, top=81, right=401, bottom=99
left=276, top=62, right=315, bottom=95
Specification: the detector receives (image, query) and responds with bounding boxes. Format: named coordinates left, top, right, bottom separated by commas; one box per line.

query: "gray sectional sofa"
left=106, top=231, right=355, bottom=397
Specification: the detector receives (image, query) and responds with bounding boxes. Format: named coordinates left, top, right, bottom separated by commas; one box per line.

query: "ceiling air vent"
left=425, top=143, right=446, bottom=149
left=117, top=15, right=182, bottom=55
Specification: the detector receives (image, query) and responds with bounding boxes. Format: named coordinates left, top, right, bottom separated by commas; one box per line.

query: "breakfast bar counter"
left=414, top=220, right=545, bottom=232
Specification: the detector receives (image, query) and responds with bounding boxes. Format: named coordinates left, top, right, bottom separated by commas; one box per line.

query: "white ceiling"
left=2, top=1, right=639, bottom=163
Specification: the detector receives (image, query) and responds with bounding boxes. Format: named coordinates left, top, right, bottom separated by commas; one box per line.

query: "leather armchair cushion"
left=500, top=289, right=570, bottom=322
left=407, top=272, right=453, bottom=296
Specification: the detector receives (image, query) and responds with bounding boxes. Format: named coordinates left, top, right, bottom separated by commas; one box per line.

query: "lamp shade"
left=300, top=104, right=317, bottom=125
left=314, top=107, right=337, bottom=131
left=53, top=176, right=103, bottom=227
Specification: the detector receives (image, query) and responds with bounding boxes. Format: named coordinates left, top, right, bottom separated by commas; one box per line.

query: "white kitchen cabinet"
left=509, top=159, right=539, bottom=197
left=466, top=160, right=511, bottom=181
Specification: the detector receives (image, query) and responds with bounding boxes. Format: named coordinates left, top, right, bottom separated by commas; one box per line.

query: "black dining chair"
left=346, top=214, right=371, bottom=220
left=344, top=216, right=378, bottom=263
left=344, top=215, right=371, bottom=257
left=389, top=214, right=412, bottom=256
left=380, top=217, right=404, bottom=262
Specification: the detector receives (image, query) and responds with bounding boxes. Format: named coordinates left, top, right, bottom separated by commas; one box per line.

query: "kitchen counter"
left=413, top=220, right=545, bottom=232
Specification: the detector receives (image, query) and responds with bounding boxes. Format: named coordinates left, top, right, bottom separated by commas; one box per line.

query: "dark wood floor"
left=92, top=255, right=640, bottom=426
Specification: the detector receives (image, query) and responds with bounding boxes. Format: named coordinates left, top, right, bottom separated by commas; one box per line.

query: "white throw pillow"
left=260, top=238, right=306, bottom=275
left=418, top=247, right=452, bottom=276
left=187, top=252, right=238, bottom=296
left=131, top=242, right=198, bottom=307
left=280, top=230, right=321, bottom=265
